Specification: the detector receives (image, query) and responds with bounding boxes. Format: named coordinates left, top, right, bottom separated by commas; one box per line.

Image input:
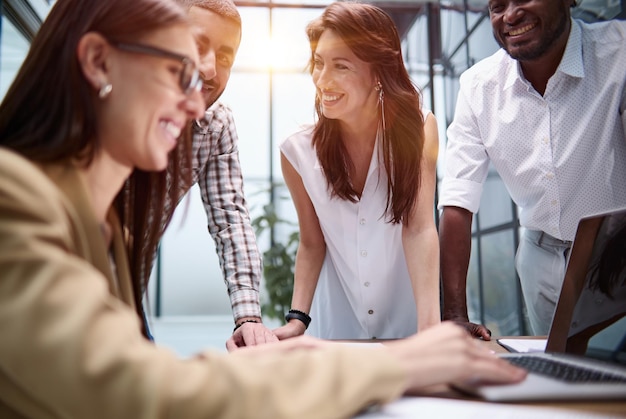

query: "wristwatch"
left=285, top=309, right=311, bottom=329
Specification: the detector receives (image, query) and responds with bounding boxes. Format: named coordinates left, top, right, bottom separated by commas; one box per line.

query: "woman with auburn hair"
left=0, top=0, right=523, bottom=417
left=277, top=1, right=441, bottom=340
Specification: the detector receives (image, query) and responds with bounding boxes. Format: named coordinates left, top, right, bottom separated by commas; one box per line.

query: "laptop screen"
left=546, top=208, right=626, bottom=366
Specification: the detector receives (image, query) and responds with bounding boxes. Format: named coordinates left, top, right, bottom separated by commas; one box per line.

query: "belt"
left=525, top=229, right=573, bottom=248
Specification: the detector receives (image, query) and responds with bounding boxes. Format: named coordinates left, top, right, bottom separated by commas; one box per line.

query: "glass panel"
left=157, top=185, right=231, bottom=316
left=466, top=236, right=482, bottom=324
left=269, top=7, right=319, bottom=72
left=478, top=170, right=515, bottom=230
left=480, top=230, right=521, bottom=336
left=1, top=15, right=29, bottom=99
left=572, top=0, right=622, bottom=21
left=271, top=72, right=316, bottom=179
left=235, top=7, right=270, bottom=71
left=221, top=72, right=270, bottom=180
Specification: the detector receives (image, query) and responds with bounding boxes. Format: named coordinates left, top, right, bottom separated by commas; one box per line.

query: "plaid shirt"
left=165, top=102, right=263, bottom=322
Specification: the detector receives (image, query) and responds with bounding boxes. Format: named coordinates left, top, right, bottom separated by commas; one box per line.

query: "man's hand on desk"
left=385, top=322, right=526, bottom=394
left=228, top=335, right=331, bottom=356
left=226, top=318, right=279, bottom=352
left=443, top=312, right=492, bottom=341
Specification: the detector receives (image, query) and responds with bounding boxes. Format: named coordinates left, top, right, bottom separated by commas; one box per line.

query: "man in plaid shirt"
left=160, top=0, right=278, bottom=350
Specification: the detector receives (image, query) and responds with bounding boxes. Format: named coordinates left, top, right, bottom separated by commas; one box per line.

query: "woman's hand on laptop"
left=385, top=322, right=527, bottom=394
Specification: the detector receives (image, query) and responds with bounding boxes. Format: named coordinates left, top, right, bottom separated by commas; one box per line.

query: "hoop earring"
left=98, top=83, right=112, bottom=99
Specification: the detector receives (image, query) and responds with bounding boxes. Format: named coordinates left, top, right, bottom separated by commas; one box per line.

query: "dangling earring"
left=98, top=83, right=112, bottom=99
left=376, top=81, right=386, bottom=140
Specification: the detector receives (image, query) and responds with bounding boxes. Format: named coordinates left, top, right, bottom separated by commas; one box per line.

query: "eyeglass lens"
left=111, top=41, right=202, bottom=96
left=181, top=59, right=202, bottom=94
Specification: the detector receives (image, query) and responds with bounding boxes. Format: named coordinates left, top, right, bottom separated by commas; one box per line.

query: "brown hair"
left=307, top=1, right=425, bottom=224
left=0, top=0, right=191, bottom=337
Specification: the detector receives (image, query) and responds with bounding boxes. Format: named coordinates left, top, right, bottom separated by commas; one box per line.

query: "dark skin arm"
left=439, top=206, right=492, bottom=340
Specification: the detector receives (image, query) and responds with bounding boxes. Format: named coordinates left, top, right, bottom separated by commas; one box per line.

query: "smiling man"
left=438, top=0, right=626, bottom=337
left=154, top=0, right=279, bottom=350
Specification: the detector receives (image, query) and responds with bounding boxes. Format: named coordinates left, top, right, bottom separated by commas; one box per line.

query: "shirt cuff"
left=437, top=177, right=483, bottom=213
left=230, top=288, right=263, bottom=321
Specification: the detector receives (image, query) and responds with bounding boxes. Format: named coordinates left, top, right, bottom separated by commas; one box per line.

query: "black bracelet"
left=285, top=309, right=311, bottom=329
left=233, top=319, right=260, bottom=332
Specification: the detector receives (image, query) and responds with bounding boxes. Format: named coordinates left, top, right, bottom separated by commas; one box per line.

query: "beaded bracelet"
left=285, top=309, right=312, bottom=329
left=233, top=319, right=260, bottom=332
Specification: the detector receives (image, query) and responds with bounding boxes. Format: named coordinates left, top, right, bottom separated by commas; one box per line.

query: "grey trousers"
left=515, top=229, right=572, bottom=336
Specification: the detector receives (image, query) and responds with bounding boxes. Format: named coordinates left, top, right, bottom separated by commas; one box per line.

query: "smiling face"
left=488, top=0, right=571, bottom=61
left=98, top=23, right=205, bottom=172
left=187, top=5, right=241, bottom=108
left=311, top=29, right=378, bottom=129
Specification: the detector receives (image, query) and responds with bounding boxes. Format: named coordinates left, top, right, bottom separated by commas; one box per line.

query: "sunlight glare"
left=241, top=17, right=309, bottom=72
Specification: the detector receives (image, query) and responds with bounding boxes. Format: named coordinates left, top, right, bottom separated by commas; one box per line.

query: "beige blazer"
left=0, top=148, right=406, bottom=419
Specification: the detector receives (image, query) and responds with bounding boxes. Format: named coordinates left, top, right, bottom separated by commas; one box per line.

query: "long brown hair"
left=307, top=1, right=425, bottom=224
left=0, top=0, right=192, bottom=336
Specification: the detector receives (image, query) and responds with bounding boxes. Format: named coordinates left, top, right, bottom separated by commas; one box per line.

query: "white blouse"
left=280, top=112, right=430, bottom=339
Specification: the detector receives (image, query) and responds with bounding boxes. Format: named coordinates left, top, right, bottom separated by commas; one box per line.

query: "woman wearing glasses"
left=0, top=0, right=205, bottom=341
left=0, top=0, right=524, bottom=418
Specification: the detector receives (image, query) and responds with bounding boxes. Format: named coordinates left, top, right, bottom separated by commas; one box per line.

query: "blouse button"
left=368, top=309, right=374, bottom=315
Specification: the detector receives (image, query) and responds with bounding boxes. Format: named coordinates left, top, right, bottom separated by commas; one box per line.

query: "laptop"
left=455, top=207, right=626, bottom=402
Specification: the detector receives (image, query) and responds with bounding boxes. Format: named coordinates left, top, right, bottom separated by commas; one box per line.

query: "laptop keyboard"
left=507, top=356, right=626, bottom=383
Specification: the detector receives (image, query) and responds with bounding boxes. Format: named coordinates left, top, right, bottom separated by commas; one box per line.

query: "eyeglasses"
left=110, top=41, right=203, bottom=95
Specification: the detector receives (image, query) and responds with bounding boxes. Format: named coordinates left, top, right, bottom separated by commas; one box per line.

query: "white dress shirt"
left=280, top=112, right=431, bottom=339
left=439, top=19, right=626, bottom=241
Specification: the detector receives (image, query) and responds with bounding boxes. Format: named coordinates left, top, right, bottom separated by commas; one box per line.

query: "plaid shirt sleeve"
left=193, top=102, right=263, bottom=322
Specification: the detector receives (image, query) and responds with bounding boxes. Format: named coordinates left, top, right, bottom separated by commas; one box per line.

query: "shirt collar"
left=558, top=19, right=584, bottom=78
